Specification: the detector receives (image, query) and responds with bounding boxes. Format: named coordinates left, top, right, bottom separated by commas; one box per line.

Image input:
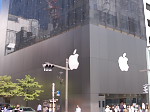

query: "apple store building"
left=0, top=0, right=148, bottom=112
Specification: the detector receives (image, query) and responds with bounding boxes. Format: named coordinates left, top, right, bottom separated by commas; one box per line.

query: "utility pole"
left=52, top=83, right=55, bottom=112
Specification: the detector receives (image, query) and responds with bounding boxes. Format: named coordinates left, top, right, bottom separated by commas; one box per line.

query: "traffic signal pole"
left=43, top=61, right=70, bottom=112
left=65, top=59, right=69, bottom=112
left=42, top=49, right=79, bottom=112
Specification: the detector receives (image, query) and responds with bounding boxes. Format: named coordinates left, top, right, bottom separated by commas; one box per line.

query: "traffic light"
left=43, top=63, right=54, bottom=71
left=143, top=85, right=149, bottom=93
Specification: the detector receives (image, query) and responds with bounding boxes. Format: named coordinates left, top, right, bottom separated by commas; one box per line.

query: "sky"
left=0, top=0, right=2, bottom=11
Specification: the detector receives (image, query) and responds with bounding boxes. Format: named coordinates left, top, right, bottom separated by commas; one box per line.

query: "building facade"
left=143, top=0, right=150, bottom=108
left=0, top=0, right=148, bottom=112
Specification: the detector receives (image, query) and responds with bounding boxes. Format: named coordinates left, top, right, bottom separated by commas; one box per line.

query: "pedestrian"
left=46, top=107, right=49, bottom=112
left=142, top=103, right=146, bottom=112
left=114, top=106, right=118, bottom=112
left=134, top=104, right=138, bottom=112
left=0, top=107, right=2, bottom=112
left=75, top=105, right=81, bottom=112
left=37, top=104, right=42, bottom=112
left=114, top=105, right=120, bottom=112
left=105, top=105, right=110, bottom=112
left=119, top=102, right=124, bottom=112
left=130, top=105, right=134, bottom=112
left=3, top=105, right=7, bottom=112
left=49, top=108, right=52, bottom=112
left=14, top=105, right=20, bottom=112
left=110, top=105, right=115, bottom=112
left=46, top=107, right=52, bottom=112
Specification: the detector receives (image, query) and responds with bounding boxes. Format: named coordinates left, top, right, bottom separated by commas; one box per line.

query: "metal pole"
left=52, top=83, right=55, bottom=112
left=59, top=72, right=63, bottom=112
left=65, top=59, right=69, bottom=112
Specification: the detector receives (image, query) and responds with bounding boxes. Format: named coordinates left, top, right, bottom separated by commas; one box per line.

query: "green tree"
left=0, top=75, right=18, bottom=103
left=17, top=75, right=44, bottom=106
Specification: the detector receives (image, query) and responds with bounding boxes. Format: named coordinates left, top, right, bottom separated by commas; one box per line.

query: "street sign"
left=49, top=99, right=58, bottom=102
left=56, top=91, right=61, bottom=96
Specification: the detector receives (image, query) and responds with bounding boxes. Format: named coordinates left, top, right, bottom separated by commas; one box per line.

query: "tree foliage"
left=0, top=75, right=18, bottom=98
left=16, top=75, right=44, bottom=101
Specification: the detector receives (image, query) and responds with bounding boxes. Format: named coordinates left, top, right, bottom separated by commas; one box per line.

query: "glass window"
left=146, top=3, right=150, bottom=11
left=5, top=0, right=88, bottom=55
left=90, top=0, right=146, bottom=40
left=148, top=19, right=150, bottom=27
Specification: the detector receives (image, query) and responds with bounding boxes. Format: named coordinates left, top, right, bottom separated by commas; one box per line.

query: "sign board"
left=49, top=99, right=58, bottom=102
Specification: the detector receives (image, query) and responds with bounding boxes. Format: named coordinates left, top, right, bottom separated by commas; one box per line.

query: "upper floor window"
left=146, top=3, right=150, bottom=11
left=148, top=19, right=150, bottom=27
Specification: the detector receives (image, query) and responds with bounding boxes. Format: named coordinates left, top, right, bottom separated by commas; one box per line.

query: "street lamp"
left=42, top=49, right=79, bottom=112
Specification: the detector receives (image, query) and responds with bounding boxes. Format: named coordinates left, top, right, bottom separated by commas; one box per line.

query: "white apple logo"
left=68, top=49, right=79, bottom=70
left=118, top=53, right=129, bottom=71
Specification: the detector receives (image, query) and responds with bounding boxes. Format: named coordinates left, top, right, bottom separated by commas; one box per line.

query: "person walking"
left=105, top=105, right=110, bottom=112
left=119, top=102, right=124, bottom=112
left=14, top=105, right=20, bottom=112
left=75, top=105, right=81, bottom=112
left=37, top=104, right=42, bottom=112
left=142, top=103, right=146, bottom=112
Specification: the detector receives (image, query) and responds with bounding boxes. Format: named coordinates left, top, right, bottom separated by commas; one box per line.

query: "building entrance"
left=99, top=95, right=105, bottom=112
left=104, top=94, right=146, bottom=106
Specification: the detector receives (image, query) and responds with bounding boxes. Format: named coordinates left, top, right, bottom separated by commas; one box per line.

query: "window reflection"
left=5, top=0, right=146, bottom=55
left=5, top=0, right=88, bottom=55
left=90, top=0, right=146, bottom=39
